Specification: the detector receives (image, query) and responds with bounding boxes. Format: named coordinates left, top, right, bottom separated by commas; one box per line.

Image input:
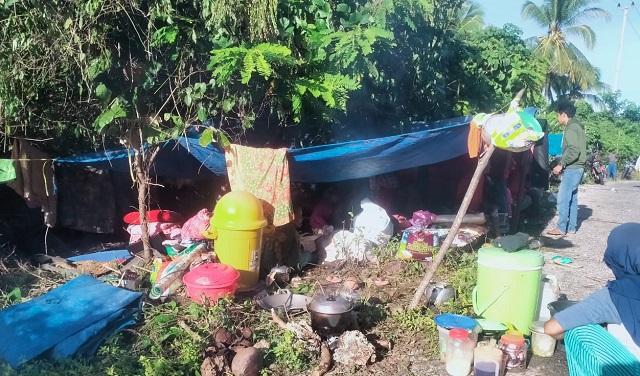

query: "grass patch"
left=0, top=234, right=487, bottom=375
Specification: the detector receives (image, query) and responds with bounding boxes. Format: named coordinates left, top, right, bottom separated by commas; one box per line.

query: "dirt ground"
left=400, top=180, right=640, bottom=376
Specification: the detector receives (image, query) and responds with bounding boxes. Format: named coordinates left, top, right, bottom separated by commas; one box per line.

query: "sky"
left=481, top=0, right=640, bottom=105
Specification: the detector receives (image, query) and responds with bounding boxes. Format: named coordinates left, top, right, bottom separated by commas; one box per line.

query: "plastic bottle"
left=445, top=328, right=474, bottom=376
left=474, top=345, right=503, bottom=376
left=498, top=334, right=527, bottom=373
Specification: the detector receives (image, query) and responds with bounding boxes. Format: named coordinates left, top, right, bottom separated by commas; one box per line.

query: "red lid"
left=449, top=328, right=469, bottom=339
left=501, top=334, right=525, bottom=345
left=183, top=263, right=240, bottom=287
left=123, top=210, right=184, bottom=225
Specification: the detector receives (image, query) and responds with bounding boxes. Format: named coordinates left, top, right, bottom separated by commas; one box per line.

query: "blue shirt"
left=555, top=288, right=622, bottom=331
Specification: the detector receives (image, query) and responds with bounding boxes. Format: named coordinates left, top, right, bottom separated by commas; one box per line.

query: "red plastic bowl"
left=183, top=263, right=240, bottom=305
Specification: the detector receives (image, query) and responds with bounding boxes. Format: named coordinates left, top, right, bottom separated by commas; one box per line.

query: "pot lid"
left=183, top=263, right=240, bottom=287
left=308, top=294, right=352, bottom=314
left=434, top=314, right=477, bottom=330
left=476, top=319, right=508, bottom=332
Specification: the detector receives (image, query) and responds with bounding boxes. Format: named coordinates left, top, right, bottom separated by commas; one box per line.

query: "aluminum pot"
left=308, top=294, right=353, bottom=337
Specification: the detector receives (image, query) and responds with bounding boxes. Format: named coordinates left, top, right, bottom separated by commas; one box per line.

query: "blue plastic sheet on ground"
left=0, top=275, right=142, bottom=368
left=67, top=250, right=132, bottom=263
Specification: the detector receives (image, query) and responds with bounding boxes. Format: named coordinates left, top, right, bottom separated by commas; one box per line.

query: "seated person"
left=310, top=188, right=339, bottom=234
left=545, top=223, right=640, bottom=369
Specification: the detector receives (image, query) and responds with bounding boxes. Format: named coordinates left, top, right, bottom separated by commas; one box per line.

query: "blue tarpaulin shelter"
left=56, top=116, right=473, bottom=183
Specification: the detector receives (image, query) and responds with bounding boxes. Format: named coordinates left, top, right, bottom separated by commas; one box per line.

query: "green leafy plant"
left=268, top=331, right=313, bottom=372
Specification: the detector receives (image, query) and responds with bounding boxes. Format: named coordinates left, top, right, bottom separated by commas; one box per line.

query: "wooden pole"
left=409, top=144, right=495, bottom=309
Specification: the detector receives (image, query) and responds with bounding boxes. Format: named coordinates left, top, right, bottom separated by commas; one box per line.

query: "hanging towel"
left=0, top=275, right=142, bottom=368
left=7, top=139, right=57, bottom=227
left=225, top=144, right=293, bottom=226
left=0, top=159, right=16, bottom=183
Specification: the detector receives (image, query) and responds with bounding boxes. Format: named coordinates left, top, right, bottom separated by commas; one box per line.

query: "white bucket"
left=529, top=320, right=556, bottom=357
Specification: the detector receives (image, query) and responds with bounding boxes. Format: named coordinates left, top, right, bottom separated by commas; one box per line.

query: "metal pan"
left=257, top=292, right=312, bottom=315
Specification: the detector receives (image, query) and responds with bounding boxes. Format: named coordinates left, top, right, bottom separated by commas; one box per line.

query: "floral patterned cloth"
left=225, top=144, right=293, bottom=227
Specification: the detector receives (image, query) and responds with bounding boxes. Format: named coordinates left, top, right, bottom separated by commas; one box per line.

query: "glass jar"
left=498, top=334, right=527, bottom=373
left=445, top=328, right=475, bottom=376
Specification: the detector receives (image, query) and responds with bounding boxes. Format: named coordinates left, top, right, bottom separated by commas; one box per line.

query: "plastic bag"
left=475, top=109, right=544, bottom=152
left=324, top=230, right=372, bottom=263
left=353, top=199, right=393, bottom=245
left=181, top=209, right=212, bottom=241
left=410, top=210, right=437, bottom=227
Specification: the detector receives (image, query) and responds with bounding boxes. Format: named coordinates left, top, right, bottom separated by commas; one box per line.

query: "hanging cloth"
left=0, top=159, right=16, bottom=183
left=224, top=144, right=293, bottom=227
left=8, top=139, right=57, bottom=227
left=467, top=117, right=483, bottom=158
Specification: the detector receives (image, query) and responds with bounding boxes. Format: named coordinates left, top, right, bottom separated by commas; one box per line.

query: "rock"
left=231, top=347, right=263, bottom=376
left=253, top=339, right=270, bottom=351
left=333, top=330, right=376, bottom=366
left=214, top=328, right=233, bottom=347
left=240, top=327, right=253, bottom=340
left=201, top=354, right=230, bottom=376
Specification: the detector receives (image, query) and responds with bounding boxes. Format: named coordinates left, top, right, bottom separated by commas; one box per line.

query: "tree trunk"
left=409, top=144, right=496, bottom=309
left=133, top=148, right=153, bottom=260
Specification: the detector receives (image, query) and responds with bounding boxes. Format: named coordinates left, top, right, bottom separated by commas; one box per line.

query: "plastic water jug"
left=473, top=247, right=543, bottom=335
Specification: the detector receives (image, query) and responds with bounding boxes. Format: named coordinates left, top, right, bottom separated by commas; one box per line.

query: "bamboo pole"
left=409, top=143, right=495, bottom=309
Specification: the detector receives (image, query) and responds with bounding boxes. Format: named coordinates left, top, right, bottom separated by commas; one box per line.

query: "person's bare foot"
left=546, top=229, right=565, bottom=236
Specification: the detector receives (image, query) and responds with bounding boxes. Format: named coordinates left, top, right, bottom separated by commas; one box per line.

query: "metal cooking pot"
left=257, top=291, right=311, bottom=315
left=308, top=294, right=354, bottom=337
left=424, top=282, right=456, bottom=306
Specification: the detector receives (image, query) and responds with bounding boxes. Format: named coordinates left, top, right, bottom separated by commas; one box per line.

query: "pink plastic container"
left=183, top=263, right=240, bottom=305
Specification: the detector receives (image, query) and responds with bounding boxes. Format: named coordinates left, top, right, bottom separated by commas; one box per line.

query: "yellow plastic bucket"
left=204, top=191, right=267, bottom=291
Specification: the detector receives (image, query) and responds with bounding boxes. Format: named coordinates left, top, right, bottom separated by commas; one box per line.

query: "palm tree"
left=457, top=1, right=485, bottom=33
left=522, top=0, right=610, bottom=100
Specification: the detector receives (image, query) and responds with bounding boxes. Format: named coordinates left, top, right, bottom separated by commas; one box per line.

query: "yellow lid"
left=211, top=191, right=267, bottom=231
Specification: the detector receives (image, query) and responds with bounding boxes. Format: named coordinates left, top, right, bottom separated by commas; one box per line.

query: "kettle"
left=425, top=282, right=456, bottom=306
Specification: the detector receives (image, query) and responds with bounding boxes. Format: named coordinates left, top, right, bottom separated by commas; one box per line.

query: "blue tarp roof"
left=56, top=116, right=474, bottom=183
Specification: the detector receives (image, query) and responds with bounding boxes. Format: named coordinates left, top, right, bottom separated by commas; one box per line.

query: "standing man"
left=547, top=101, right=587, bottom=236
left=608, top=152, right=618, bottom=181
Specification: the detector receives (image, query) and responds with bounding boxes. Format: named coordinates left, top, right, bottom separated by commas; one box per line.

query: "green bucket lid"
left=478, top=247, right=543, bottom=270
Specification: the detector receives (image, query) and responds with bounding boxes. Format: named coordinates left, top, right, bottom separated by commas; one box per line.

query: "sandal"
left=546, top=229, right=565, bottom=236
left=552, top=256, right=583, bottom=268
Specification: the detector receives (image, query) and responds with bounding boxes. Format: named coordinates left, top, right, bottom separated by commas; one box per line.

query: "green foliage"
left=267, top=331, right=313, bottom=372
left=0, top=287, right=21, bottom=308
left=458, top=25, right=546, bottom=113
left=522, top=0, right=610, bottom=99
left=392, top=308, right=436, bottom=334
left=440, top=251, right=477, bottom=315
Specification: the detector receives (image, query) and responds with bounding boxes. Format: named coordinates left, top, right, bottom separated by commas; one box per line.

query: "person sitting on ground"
left=544, top=223, right=640, bottom=372
left=310, top=188, right=339, bottom=234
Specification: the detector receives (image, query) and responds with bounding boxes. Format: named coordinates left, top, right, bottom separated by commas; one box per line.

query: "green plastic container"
left=473, top=247, right=543, bottom=335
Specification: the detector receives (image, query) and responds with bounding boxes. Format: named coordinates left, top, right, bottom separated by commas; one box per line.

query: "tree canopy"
left=0, top=0, right=636, bottom=159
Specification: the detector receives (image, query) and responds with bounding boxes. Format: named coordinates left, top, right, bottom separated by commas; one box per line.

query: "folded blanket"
left=0, top=275, right=142, bottom=368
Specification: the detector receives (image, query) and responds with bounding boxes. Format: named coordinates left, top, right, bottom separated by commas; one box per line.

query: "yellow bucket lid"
left=212, top=191, right=267, bottom=230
